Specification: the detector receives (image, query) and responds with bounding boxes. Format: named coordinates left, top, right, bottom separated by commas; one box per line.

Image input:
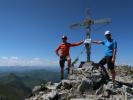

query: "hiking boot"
left=103, top=75, right=110, bottom=84
left=112, top=81, right=118, bottom=89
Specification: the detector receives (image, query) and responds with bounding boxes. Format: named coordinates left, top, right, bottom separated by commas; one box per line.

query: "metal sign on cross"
left=70, top=9, right=111, bottom=62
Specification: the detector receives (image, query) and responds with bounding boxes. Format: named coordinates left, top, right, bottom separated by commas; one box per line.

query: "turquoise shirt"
left=101, top=39, right=117, bottom=57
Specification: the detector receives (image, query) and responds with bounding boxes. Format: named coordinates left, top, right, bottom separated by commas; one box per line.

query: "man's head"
left=62, top=36, right=67, bottom=43
left=104, top=30, right=112, bottom=40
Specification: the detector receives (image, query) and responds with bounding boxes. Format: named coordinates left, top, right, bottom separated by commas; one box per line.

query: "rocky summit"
left=26, top=62, right=133, bottom=100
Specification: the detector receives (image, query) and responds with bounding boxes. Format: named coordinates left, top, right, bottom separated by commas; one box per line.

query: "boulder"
left=56, top=79, right=72, bottom=90
left=77, top=79, right=93, bottom=93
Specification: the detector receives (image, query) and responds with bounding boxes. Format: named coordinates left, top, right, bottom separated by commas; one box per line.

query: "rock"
left=31, top=84, right=51, bottom=97
left=41, top=90, right=58, bottom=100
left=32, top=85, right=41, bottom=94
left=46, top=81, right=54, bottom=86
left=122, top=85, right=133, bottom=95
left=61, top=80, right=72, bottom=89
left=47, top=83, right=59, bottom=90
left=56, top=79, right=72, bottom=90
left=82, top=62, right=94, bottom=72
left=40, top=85, right=49, bottom=91
left=95, top=85, right=104, bottom=95
left=27, top=62, right=133, bottom=100
left=77, top=79, right=93, bottom=93
left=68, top=74, right=77, bottom=80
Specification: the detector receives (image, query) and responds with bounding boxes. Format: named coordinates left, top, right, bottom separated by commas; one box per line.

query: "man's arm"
left=55, top=45, right=60, bottom=56
left=70, top=41, right=84, bottom=47
left=112, top=48, right=117, bottom=64
left=92, top=40, right=103, bottom=44
left=112, top=41, right=117, bottom=64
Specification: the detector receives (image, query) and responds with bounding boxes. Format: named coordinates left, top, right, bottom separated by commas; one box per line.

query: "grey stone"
left=68, top=74, right=77, bottom=80
left=61, top=80, right=72, bottom=89
left=41, top=90, right=58, bottom=100
left=56, top=79, right=72, bottom=90
left=32, top=85, right=41, bottom=94
left=77, top=79, right=93, bottom=93
left=46, top=81, right=54, bottom=86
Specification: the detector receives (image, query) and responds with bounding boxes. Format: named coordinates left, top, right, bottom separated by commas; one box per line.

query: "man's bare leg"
left=61, top=67, right=64, bottom=80
left=67, top=57, right=71, bottom=74
left=60, top=60, right=65, bottom=80
left=111, top=69, right=116, bottom=84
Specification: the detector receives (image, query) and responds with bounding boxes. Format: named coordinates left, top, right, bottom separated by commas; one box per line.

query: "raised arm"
left=70, top=41, right=84, bottom=47
left=92, top=40, right=103, bottom=44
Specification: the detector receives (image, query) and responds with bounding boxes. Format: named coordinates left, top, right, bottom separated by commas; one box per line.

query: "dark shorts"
left=99, top=56, right=114, bottom=70
left=59, top=56, right=71, bottom=68
left=60, top=56, right=67, bottom=62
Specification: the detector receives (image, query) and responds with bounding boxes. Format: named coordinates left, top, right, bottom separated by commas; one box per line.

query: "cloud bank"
left=0, top=56, right=58, bottom=67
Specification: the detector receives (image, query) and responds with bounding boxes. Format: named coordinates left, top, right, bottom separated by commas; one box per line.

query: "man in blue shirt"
left=92, top=30, right=117, bottom=84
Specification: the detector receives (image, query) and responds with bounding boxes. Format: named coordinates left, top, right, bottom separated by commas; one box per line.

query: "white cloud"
left=33, top=57, right=40, bottom=60
left=10, top=56, right=19, bottom=60
left=0, top=56, right=58, bottom=67
left=1, top=56, right=8, bottom=60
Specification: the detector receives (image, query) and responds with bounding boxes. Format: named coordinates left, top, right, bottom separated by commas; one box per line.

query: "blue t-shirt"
left=101, top=39, right=117, bottom=57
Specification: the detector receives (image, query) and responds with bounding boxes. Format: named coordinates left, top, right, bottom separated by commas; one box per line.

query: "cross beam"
left=70, top=9, right=111, bottom=62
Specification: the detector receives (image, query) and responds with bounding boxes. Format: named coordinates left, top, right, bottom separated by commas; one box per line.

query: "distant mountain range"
left=0, top=66, right=60, bottom=73
left=0, top=66, right=64, bottom=100
left=0, top=73, right=31, bottom=100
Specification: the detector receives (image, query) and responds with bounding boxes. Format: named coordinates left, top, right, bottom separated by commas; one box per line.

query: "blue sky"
left=0, top=0, right=132, bottom=66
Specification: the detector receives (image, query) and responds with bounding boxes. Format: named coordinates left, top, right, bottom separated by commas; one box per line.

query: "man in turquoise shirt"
left=92, top=30, right=117, bottom=85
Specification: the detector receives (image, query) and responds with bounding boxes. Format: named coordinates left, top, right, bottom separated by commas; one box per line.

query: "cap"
left=104, top=30, right=111, bottom=35
left=62, top=36, right=67, bottom=39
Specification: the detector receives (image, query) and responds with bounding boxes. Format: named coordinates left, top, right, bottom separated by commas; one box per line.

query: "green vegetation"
left=0, top=73, right=31, bottom=100
left=0, top=68, right=61, bottom=100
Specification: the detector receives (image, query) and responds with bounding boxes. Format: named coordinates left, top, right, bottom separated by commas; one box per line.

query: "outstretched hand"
left=84, top=38, right=92, bottom=44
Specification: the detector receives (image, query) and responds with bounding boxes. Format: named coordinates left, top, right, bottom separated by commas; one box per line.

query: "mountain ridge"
left=26, top=63, right=133, bottom=100
left=0, top=67, right=61, bottom=100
